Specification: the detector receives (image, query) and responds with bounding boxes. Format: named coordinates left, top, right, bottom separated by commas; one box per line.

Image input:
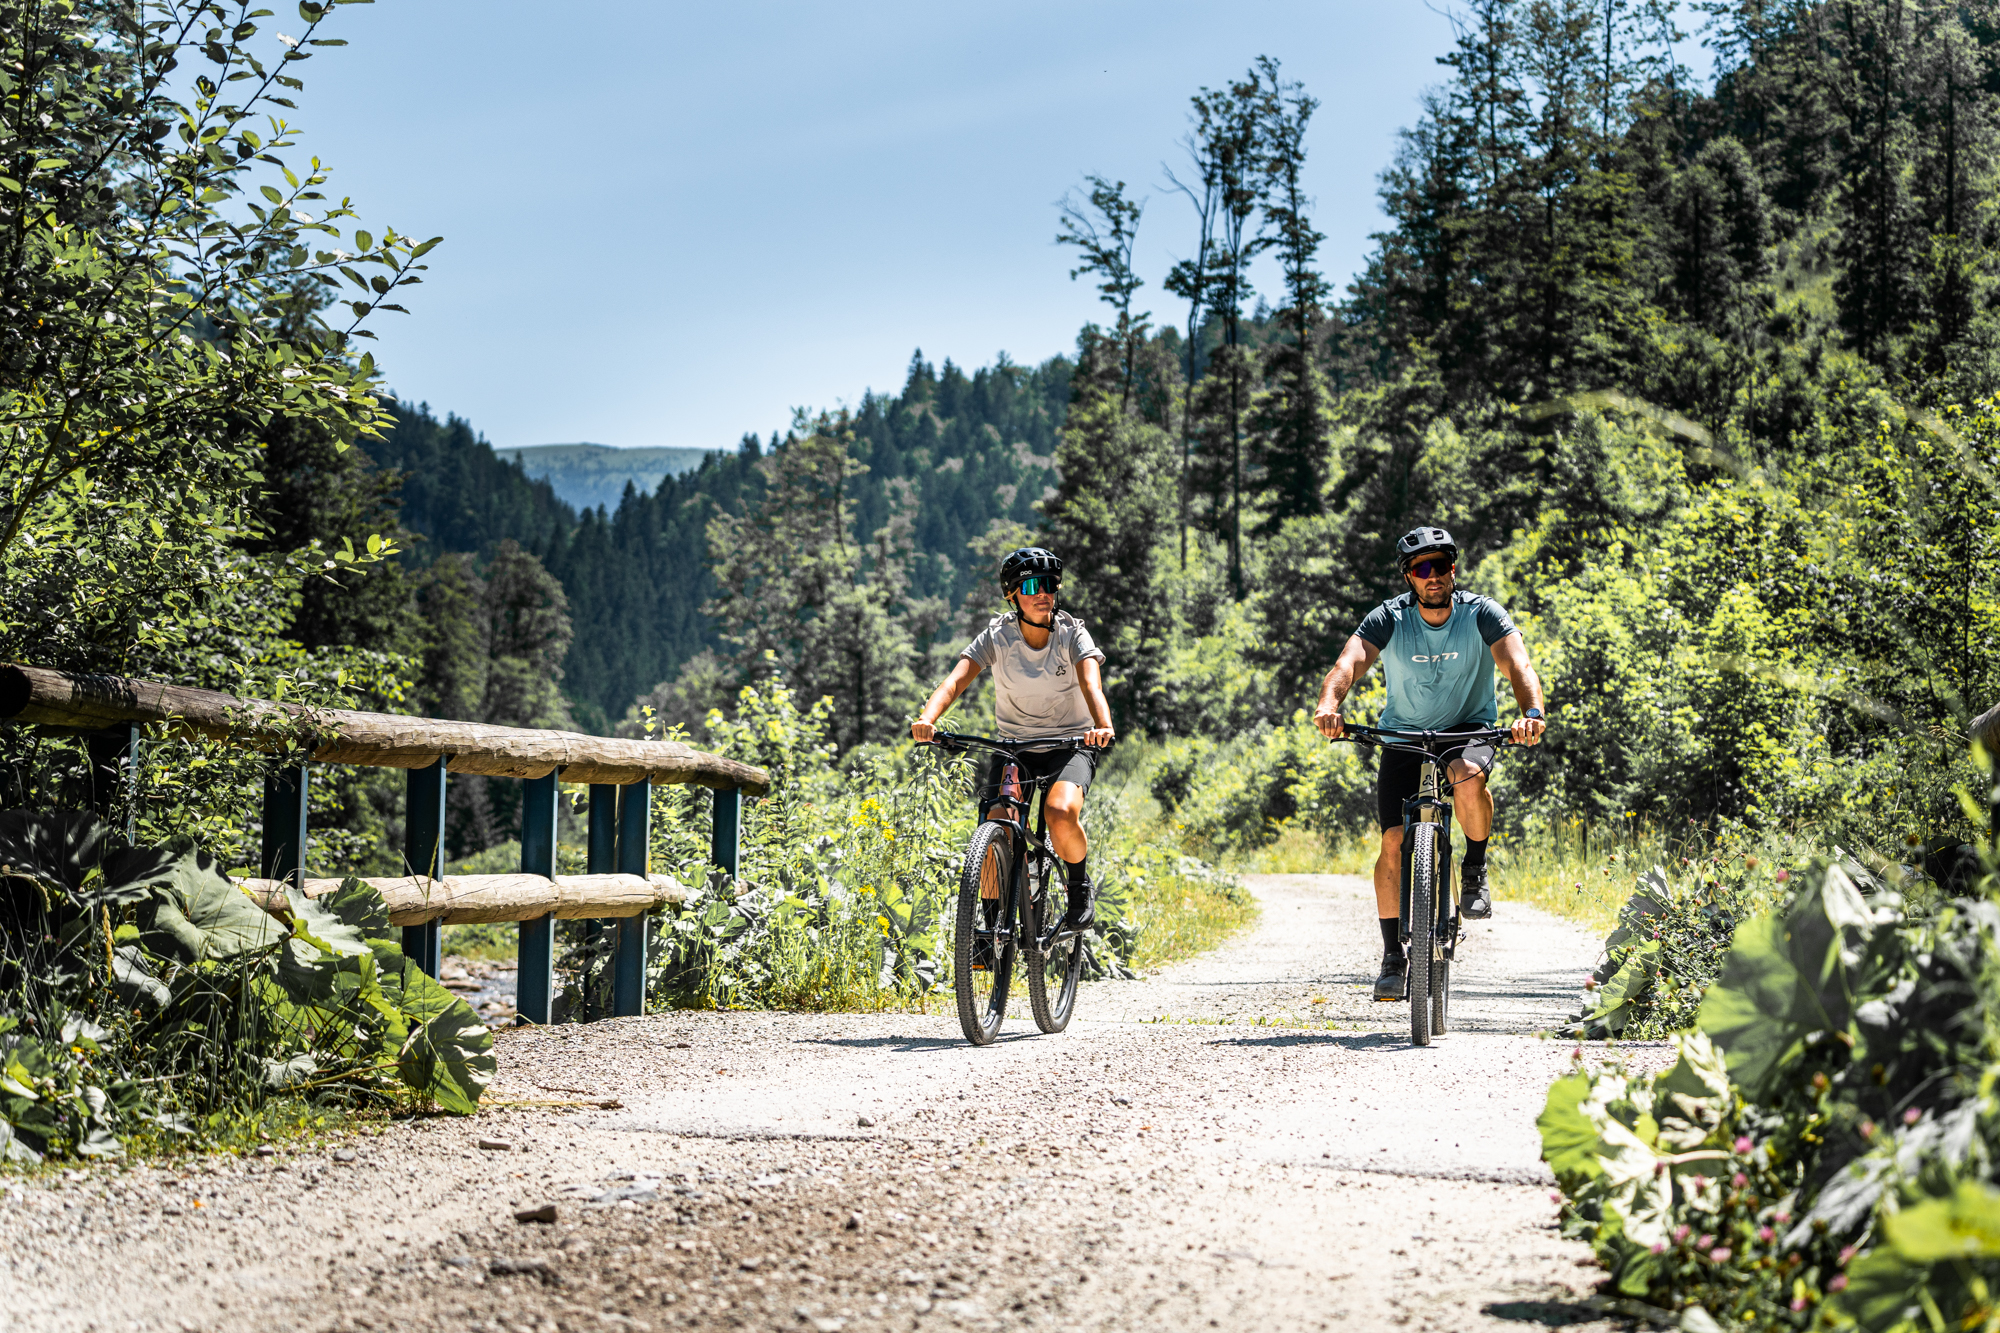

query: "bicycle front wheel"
left=1408, top=822, right=1437, bottom=1047
left=1026, top=855, right=1083, bottom=1034
left=954, top=821, right=1017, bottom=1046
left=1432, top=957, right=1450, bottom=1035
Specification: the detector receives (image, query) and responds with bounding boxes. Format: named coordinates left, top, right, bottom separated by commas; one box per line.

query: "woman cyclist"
left=909, top=547, right=1116, bottom=932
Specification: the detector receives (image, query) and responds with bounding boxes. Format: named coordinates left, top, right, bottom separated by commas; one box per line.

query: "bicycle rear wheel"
left=954, top=822, right=1017, bottom=1046
left=1026, top=853, right=1083, bottom=1033
left=1407, top=822, right=1437, bottom=1047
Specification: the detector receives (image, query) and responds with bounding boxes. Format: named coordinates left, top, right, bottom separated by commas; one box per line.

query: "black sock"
left=1379, top=917, right=1402, bottom=954
left=1065, top=857, right=1089, bottom=888
left=1463, top=837, right=1488, bottom=868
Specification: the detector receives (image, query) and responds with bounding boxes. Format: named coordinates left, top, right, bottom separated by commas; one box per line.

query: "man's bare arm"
left=911, top=658, right=981, bottom=742
left=1313, top=635, right=1382, bottom=740
left=1491, top=633, right=1546, bottom=746
left=1077, top=656, right=1115, bottom=747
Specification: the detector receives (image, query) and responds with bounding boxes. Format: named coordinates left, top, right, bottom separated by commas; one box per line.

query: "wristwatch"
left=1524, top=708, right=1544, bottom=720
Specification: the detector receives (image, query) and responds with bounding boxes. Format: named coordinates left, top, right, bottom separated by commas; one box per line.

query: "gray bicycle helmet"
left=999, top=546, right=1063, bottom=591
left=1395, top=526, right=1458, bottom=570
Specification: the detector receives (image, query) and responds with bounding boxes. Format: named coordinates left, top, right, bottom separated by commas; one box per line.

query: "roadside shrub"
left=0, top=811, right=493, bottom=1161
left=1568, top=830, right=1801, bottom=1039
left=1154, top=711, right=1373, bottom=857
left=1541, top=853, right=2000, bottom=1330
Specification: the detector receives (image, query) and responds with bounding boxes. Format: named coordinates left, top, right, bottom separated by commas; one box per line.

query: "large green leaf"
left=1539, top=1069, right=1605, bottom=1185
left=382, top=954, right=494, bottom=1114
left=1882, top=1181, right=2000, bottom=1261
left=137, top=849, right=285, bottom=962
left=1696, top=874, right=1857, bottom=1097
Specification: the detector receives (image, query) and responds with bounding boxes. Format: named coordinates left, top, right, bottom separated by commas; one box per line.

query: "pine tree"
left=1249, top=57, right=1334, bottom=530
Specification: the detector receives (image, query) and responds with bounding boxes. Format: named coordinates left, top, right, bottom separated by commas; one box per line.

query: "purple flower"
left=1839, top=1246, right=1857, bottom=1266
left=1903, top=1107, right=1922, bottom=1125
left=1734, top=1136, right=1754, bottom=1154
left=1792, top=1296, right=1809, bottom=1312
left=1829, top=1275, right=1849, bottom=1292
left=1549, top=1190, right=1562, bottom=1203
left=1733, top=1172, right=1748, bottom=1189
left=1651, top=1241, right=1666, bottom=1254
left=1776, top=868, right=1790, bottom=882
left=1709, top=1247, right=1732, bottom=1263
left=1698, top=1234, right=1716, bottom=1250
left=1758, top=1226, right=1774, bottom=1242
left=1674, top=1225, right=1690, bottom=1243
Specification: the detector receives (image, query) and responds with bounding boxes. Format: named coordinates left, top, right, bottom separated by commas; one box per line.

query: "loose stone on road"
left=6, top=874, right=1628, bottom=1333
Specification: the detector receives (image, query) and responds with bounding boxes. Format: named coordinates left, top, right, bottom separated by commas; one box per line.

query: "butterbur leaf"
left=138, top=850, right=285, bottom=962
left=1539, top=1069, right=1604, bottom=1185
left=260, top=1054, right=318, bottom=1089
left=384, top=956, right=493, bottom=1113
left=1697, top=872, right=1856, bottom=1097
left=1882, top=1180, right=2000, bottom=1260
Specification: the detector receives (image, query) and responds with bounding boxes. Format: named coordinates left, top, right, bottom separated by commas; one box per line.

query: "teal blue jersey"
left=1354, top=590, right=1519, bottom=731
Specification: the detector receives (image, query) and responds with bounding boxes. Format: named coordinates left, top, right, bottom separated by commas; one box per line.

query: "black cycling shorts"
left=979, top=747, right=1097, bottom=816
left=1376, top=723, right=1497, bottom=830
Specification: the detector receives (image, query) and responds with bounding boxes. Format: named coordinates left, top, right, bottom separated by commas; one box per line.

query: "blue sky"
left=292, top=2, right=1704, bottom=452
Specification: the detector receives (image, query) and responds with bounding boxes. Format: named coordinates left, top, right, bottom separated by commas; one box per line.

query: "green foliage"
left=1571, top=837, right=1797, bottom=1040
left=0, top=811, right=492, bottom=1161
left=1541, top=849, right=2000, bottom=1330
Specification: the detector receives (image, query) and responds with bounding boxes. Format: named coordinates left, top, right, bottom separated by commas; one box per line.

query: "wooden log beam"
left=235, top=871, right=689, bottom=927
left=0, top=664, right=768, bottom=794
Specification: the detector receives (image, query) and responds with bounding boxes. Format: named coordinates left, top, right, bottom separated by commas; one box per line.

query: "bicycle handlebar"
left=922, top=730, right=1114, bottom=758
left=1331, top=723, right=1519, bottom=753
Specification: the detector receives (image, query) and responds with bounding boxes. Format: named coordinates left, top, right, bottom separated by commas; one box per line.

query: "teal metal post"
left=583, top=784, right=619, bottom=1022
left=517, top=771, right=559, bottom=1024
left=711, top=786, right=740, bottom=878
left=261, top=764, right=310, bottom=889
left=85, top=724, right=140, bottom=838
left=613, top=783, right=650, bottom=1017
left=402, top=760, right=447, bottom=976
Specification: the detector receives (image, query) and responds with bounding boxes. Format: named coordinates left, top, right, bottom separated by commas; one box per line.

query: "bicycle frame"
left=927, top=732, right=1105, bottom=952
left=1341, top=725, right=1514, bottom=954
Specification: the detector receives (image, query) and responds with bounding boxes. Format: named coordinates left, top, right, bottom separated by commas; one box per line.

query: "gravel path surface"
left=5, top=874, right=1632, bottom=1333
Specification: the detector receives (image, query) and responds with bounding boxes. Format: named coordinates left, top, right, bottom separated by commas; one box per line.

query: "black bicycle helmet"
left=999, top=546, right=1063, bottom=591
left=1395, top=526, right=1458, bottom=570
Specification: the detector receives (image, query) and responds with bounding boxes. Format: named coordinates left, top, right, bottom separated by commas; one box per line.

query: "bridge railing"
left=0, top=664, right=771, bottom=1023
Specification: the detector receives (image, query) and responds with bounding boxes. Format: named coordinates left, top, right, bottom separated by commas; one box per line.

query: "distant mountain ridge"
left=497, top=443, right=711, bottom=513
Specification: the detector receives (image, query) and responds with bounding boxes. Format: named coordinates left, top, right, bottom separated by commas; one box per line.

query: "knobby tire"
left=1408, top=822, right=1437, bottom=1047
left=1026, top=854, right=1083, bottom=1033
left=954, top=821, right=1017, bottom=1046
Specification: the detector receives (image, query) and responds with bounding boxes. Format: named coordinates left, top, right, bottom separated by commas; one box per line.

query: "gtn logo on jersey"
left=1410, top=652, right=1460, bottom=663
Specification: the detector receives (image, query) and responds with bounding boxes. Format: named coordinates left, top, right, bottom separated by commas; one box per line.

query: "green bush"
left=0, top=811, right=493, bottom=1161
left=1569, top=831, right=1801, bottom=1039
left=1151, top=709, right=1375, bottom=857
left=1541, top=852, right=2000, bottom=1331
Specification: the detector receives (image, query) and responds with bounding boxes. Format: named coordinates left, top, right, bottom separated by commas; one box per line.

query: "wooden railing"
left=0, top=664, right=771, bottom=1023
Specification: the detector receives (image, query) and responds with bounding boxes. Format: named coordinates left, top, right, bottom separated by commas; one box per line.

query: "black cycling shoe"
left=1372, top=949, right=1408, bottom=1002
left=1460, top=863, right=1493, bottom=919
left=1057, top=877, right=1095, bottom=934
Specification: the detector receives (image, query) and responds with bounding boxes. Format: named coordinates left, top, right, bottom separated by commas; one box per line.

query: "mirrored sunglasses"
left=1015, top=575, right=1059, bottom=596
left=1407, top=558, right=1455, bottom=580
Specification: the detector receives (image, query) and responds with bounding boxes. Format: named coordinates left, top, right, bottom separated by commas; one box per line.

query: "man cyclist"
left=911, top=547, right=1116, bottom=933
left=1312, top=526, right=1546, bottom=1001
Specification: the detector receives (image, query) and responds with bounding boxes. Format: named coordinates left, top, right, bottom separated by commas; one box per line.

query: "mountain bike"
left=1334, top=725, right=1515, bottom=1047
left=923, top=732, right=1109, bottom=1046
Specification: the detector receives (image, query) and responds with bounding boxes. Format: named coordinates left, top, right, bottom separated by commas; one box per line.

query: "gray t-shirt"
left=960, top=611, right=1106, bottom=740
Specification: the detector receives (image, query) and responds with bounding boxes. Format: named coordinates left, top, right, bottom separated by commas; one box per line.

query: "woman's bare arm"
left=911, top=657, right=982, bottom=741
left=1078, top=656, right=1115, bottom=747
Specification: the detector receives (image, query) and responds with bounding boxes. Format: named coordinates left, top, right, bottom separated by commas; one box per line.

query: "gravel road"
left=5, top=873, right=1636, bottom=1333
